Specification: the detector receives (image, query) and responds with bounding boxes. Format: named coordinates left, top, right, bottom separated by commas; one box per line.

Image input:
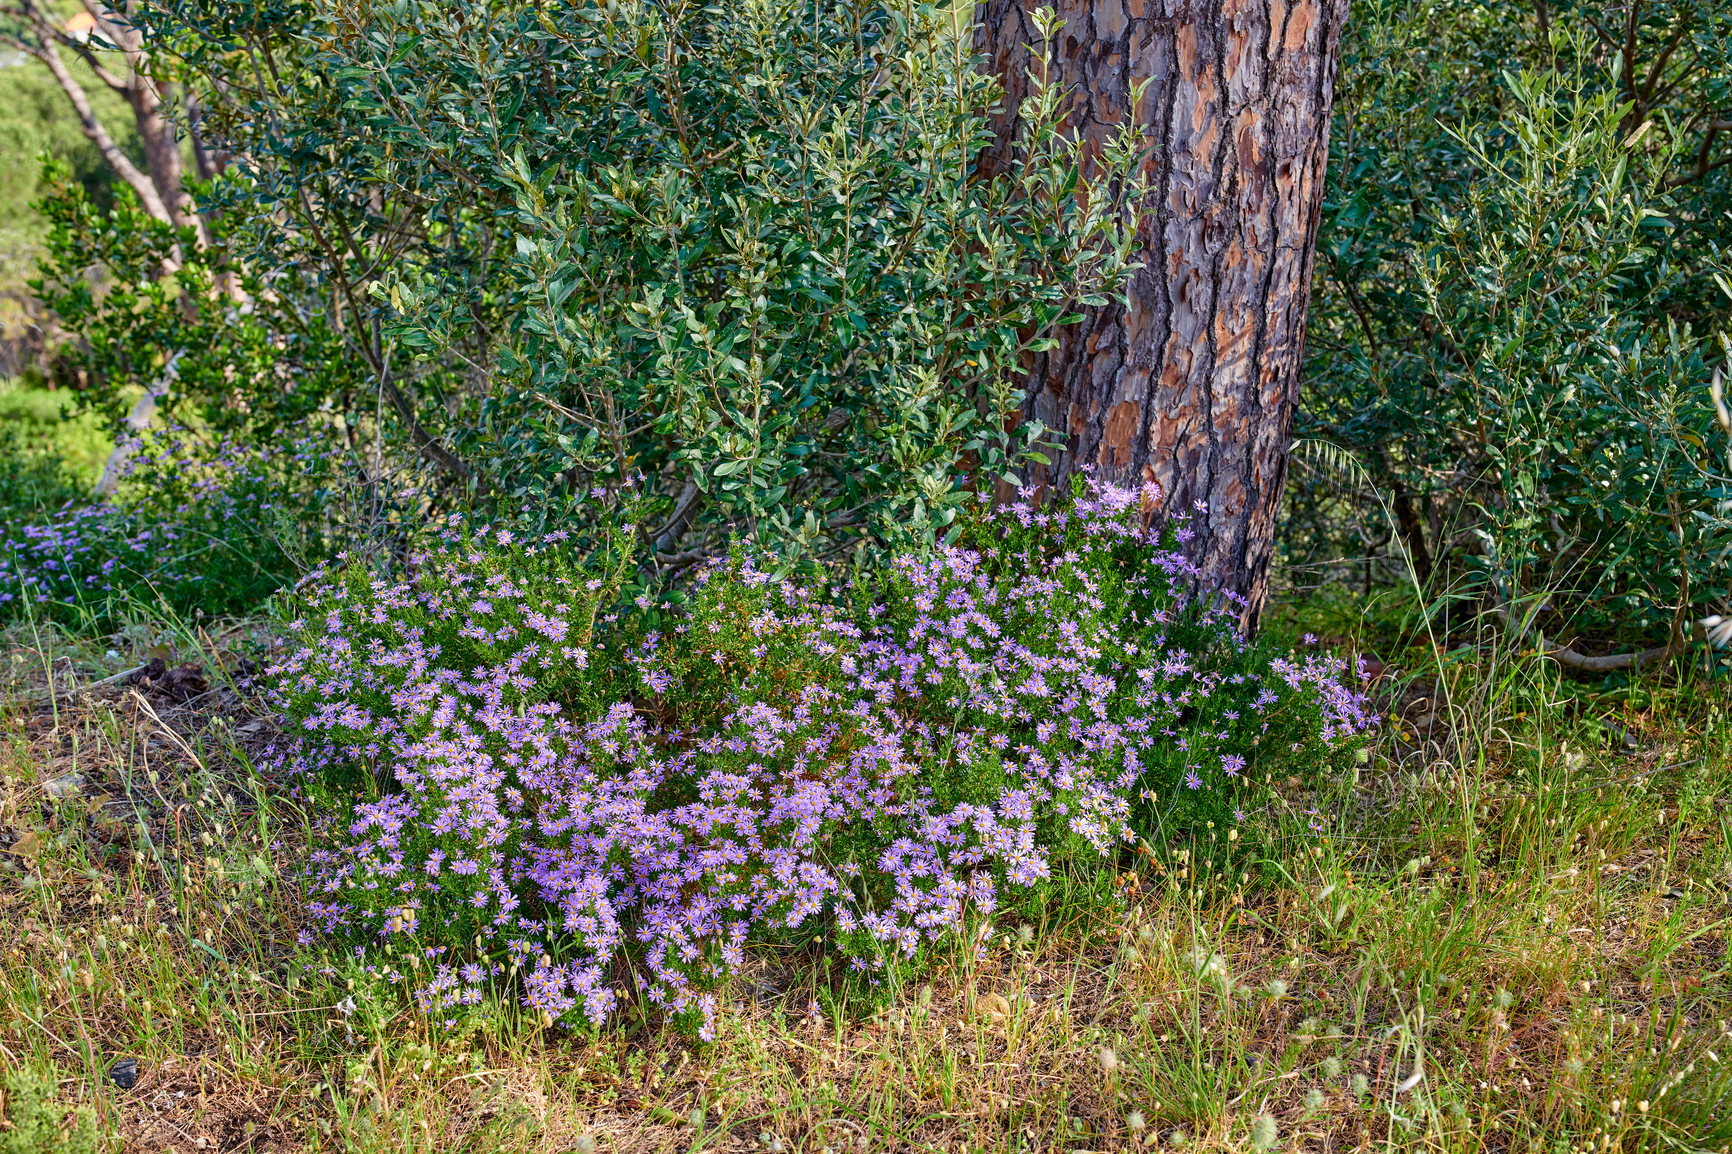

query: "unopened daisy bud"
left=1250, top=1113, right=1278, bottom=1150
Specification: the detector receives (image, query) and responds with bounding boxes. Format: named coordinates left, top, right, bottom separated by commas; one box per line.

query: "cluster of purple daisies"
left=268, top=477, right=1373, bottom=1037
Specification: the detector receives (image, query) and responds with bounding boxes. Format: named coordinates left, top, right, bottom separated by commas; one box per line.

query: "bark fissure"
left=976, top=0, right=1346, bottom=631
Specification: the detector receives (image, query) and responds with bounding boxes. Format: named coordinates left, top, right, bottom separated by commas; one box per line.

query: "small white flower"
left=1396, top=1062, right=1425, bottom=1094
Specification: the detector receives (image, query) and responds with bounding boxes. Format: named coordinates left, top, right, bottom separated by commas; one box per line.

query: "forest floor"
left=1, top=609, right=1729, bottom=1154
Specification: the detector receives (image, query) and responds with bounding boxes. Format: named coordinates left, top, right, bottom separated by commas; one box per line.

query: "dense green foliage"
left=33, top=159, right=368, bottom=442
left=0, top=1064, right=96, bottom=1154
left=35, top=0, right=1143, bottom=567
left=7, top=0, right=1731, bottom=660
left=1297, top=1, right=1732, bottom=650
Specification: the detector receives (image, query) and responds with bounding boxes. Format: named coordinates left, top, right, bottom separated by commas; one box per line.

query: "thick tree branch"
left=1495, top=607, right=1700, bottom=675
left=1581, top=14, right=1620, bottom=54
left=26, top=31, right=174, bottom=223
left=1635, top=16, right=1689, bottom=108
left=1536, top=632, right=1694, bottom=673
left=380, top=374, right=476, bottom=485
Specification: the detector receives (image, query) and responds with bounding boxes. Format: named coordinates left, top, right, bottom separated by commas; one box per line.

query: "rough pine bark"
left=976, top=0, right=1347, bottom=631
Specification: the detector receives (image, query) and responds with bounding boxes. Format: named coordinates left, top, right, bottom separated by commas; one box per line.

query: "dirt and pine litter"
left=2, top=635, right=302, bottom=1145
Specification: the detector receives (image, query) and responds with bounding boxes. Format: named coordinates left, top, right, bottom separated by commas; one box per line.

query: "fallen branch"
left=1532, top=634, right=1692, bottom=673
left=1493, top=607, right=1701, bottom=674
left=21, top=663, right=147, bottom=707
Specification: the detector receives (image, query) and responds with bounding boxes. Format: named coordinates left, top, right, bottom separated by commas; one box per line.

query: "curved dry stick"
left=1494, top=607, right=1700, bottom=674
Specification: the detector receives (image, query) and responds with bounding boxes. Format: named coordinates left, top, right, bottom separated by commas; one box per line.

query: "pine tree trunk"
left=976, top=0, right=1347, bottom=632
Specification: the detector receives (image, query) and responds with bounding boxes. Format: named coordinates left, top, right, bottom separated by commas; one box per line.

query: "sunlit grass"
left=0, top=376, right=110, bottom=487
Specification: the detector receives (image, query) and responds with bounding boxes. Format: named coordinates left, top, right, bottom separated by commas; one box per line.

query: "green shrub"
left=0, top=1065, right=96, bottom=1154
left=1296, top=2, right=1732, bottom=647
left=31, top=159, right=370, bottom=449
left=84, top=0, right=1147, bottom=561
left=0, top=426, right=83, bottom=517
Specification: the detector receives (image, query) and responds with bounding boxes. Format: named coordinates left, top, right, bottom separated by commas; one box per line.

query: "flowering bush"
left=0, top=424, right=334, bottom=626
left=271, top=477, right=1372, bottom=1036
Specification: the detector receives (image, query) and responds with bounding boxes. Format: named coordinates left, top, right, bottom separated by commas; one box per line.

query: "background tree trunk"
left=975, top=0, right=1347, bottom=632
